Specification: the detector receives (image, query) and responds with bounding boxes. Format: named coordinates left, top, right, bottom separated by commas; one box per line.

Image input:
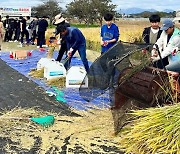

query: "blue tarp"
left=0, top=49, right=110, bottom=110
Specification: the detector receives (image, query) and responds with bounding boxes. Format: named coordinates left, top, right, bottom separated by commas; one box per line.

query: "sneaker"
left=9, top=40, right=13, bottom=42
left=42, top=45, right=48, bottom=48
left=37, top=46, right=40, bottom=49
left=14, top=40, right=18, bottom=42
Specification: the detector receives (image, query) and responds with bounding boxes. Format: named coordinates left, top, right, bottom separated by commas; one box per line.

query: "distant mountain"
left=163, top=9, right=174, bottom=13
left=117, top=7, right=175, bottom=14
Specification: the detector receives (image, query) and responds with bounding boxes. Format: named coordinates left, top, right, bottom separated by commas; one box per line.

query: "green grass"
left=48, top=23, right=99, bottom=29
left=70, top=23, right=99, bottom=28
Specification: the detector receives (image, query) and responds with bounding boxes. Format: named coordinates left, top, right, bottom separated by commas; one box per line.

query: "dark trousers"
left=37, top=31, right=45, bottom=48
left=153, top=56, right=169, bottom=69
left=20, top=29, right=29, bottom=44
left=8, top=29, right=13, bottom=41
left=56, top=40, right=68, bottom=62
left=4, top=30, right=10, bottom=41
left=32, top=30, right=37, bottom=43
left=14, top=28, right=20, bottom=41
left=64, top=43, right=89, bottom=72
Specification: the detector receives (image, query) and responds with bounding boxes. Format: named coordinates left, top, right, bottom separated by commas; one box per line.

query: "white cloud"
left=0, top=0, right=42, bottom=7
left=111, top=0, right=180, bottom=11
left=0, top=0, right=179, bottom=11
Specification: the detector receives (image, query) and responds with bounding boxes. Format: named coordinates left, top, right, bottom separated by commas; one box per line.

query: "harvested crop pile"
left=0, top=107, right=122, bottom=153
left=29, top=68, right=44, bottom=78
left=119, top=104, right=180, bottom=154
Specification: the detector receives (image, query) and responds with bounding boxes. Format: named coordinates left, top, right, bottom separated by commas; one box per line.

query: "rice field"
left=45, top=20, right=149, bottom=52
left=80, top=20, right=149, bottom=51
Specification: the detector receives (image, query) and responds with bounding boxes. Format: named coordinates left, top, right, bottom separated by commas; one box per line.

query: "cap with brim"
left=54, top=17, right=65, bottom=24
left=173, top=10, right=180, bottom=22
left=173, top=17, right=180, bottom=22
left=160, top=19, right=174, bottom=31
left=55, top=14, right=61, bottom=20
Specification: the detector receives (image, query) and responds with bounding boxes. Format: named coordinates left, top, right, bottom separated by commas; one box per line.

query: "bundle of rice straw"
left=28, top=68, right=44, bottom=78
left=119, top=104, right=180, bottom=154
left=47, top=77, right=66, bottom=87
left=47, top=46, right=55, bottom=58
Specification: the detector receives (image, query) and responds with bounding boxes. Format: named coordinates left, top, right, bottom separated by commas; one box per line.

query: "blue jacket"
left=64, top=27, right=86, bottom=50
left=101, top=23, right=119, bottom=53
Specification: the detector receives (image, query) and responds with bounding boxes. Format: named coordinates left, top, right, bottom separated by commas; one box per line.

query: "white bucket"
left=44, top=61, right=66, bottom=80
left=66, top=66, right=88, bottom=88
left=37, top=58, right=55, bottom=70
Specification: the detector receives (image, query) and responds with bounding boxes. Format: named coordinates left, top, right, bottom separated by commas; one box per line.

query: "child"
left=142, top=14, right=162, bottom=44
left=100, top=13, right=119, bottom=54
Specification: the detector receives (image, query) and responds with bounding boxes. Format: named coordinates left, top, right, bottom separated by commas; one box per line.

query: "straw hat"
left=173, top=10, right=180, bottom=22
left=54, top=13, right=65, bottom=25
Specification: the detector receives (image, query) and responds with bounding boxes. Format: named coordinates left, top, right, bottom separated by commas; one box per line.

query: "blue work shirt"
left=64, top=27, right=86, bottom=50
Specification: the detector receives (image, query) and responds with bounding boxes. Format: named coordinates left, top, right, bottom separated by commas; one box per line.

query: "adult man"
left=53, top=14, right=70, bottom=62
left=56, top=25, right=89, bottom=72
left=151, top=19, right=180, bottom=72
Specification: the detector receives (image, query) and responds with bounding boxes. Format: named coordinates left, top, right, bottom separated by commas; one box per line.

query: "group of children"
left=0, top=15, right=48, bottom=50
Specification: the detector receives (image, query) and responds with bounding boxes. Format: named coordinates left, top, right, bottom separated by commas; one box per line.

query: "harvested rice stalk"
left=47, top=46, right=55, bottom=58
left=119, top=104, right=180, bottom=154
left=47, top=77, right=66, bottom=87
left=28, top=68, right=44, bottom=78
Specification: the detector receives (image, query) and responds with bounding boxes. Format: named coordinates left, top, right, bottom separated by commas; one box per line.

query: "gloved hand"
left=67, top=48, right=73, bottom=57
left=151, top=48, right=158, bottom=57
left=172, top=47, right=179, bottom=56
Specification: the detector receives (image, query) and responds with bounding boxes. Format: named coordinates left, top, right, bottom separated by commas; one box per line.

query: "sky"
left=0, top=0, right=179, bottom=11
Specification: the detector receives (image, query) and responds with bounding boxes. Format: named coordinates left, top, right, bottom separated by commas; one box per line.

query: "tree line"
left=31, top=0, right=176, bottom=26
left=31, top=0, right=116, bottom=26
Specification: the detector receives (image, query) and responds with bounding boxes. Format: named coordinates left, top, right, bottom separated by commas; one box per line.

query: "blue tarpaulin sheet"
left=0, top=49, right=110, bottom=110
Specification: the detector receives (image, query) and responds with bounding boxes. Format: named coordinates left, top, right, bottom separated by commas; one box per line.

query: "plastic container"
left=37, top=58, right=55, bottom=70
left=44, top=61, right=66, bottom=80
left=66, top=66, right=88, bottom=88
left=12, top=50, right=27, bottom=60
left=27, top=51, right=32, bottom=56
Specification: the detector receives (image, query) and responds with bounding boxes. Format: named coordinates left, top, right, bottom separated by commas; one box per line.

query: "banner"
left=0, top=7, right=31, bottom=17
